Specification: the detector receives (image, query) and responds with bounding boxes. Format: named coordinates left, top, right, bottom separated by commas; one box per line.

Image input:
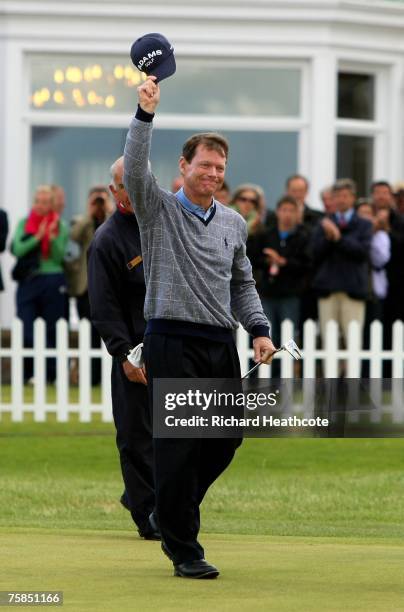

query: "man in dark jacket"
left=87, top=156, right=157, bottom=540
left=286, top=174, right=324, bottom=232
left=312, top=179, right=372, bottom=346
left=285, top=174, right=323, bottom=327
left=251, top=195, right=311, bottom=358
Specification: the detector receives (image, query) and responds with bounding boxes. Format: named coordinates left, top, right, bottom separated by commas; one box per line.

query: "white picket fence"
left=0, top=317, right=403, bottom=423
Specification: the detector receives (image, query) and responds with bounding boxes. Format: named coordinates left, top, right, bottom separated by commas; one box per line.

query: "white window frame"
left=335, top=61, right=391, bottom=186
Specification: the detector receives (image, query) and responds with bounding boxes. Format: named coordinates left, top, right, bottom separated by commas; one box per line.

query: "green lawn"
left=2, top=422, right=404, bottom=610
left=0, top=384, right=102, bottom=404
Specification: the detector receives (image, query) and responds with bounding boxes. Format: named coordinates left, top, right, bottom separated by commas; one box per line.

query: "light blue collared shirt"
left=335, top=208, right=354, bottom=225
left=175, top=187, right=216, bottom=222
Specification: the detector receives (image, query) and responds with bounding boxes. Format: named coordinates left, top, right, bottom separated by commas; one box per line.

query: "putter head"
left=282, top=339, right=302, bottom=360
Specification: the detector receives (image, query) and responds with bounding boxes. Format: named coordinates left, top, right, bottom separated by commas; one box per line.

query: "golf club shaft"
left=242, top=348, right=282, bottom=379
left=242, top=361, right=262, bottom=379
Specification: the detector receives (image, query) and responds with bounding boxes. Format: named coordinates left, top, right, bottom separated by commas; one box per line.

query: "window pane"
left=29, top=54, right=301, bottom=116
left=31, top=126, right=127, bottom=219
left=336, top=134, right=373, bottom=197
left=29, top=55, right=145, bottom=113
left=158, top=63, right=301, bottom=116
left=31, top=126, right=298, bottom=217
left=337, top=72, right=375, bottom=120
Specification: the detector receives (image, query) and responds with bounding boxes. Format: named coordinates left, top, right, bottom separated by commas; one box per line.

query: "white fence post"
left=369, top=320, right=383, bottom=423
left=392, top=320, right=404, bottom=424
left=10, top=318, right=24, bottom=422
left=369, top=320, right=383, bottom=379
left=303, top=319, right=316, bottom=378
left=33, top=318, right=46, bottom=422
left=237, top=326, right=250, bottom=378
left=346, top=320, right=361, bottom=379
left=78, top=318, right=91, bottom=423
left=56, top=319, right=69, bottom=423
left=324, top=320, right=339, bottom=378
left=280, top=319, right=294, bottom=379
left=101, top=344, right=112, bottom=422
left=302, top=319, right=317, bottom=417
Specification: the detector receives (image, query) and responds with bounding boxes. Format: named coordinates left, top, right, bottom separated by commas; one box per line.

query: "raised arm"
left=123, top=76, right=165, bottom=226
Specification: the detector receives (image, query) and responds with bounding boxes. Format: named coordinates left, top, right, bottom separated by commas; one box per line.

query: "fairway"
left=2, top=421, right=404, bottom=610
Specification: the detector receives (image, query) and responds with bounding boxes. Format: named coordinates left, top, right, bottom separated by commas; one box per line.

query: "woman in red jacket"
left=11, top=185, right=68, bottom=383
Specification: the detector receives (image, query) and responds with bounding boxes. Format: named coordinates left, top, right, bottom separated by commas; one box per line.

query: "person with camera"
left=66, top=186, right=112, bottom=385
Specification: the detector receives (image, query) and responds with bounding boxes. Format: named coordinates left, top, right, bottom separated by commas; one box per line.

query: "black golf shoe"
left=174, top=559, right=219, bottom=579
left=139, top=512, right=161, bottom=541
left=120, top=493, right=130, bottom=512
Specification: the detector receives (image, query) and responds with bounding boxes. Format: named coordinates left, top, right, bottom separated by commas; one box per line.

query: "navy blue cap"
left=130, top=32, right=176, bottom=83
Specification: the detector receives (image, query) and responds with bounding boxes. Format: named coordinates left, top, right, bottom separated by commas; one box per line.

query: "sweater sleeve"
left=312, top=224, right=335, bottom=260
left=230, top=221, right=271, bottom=338
left=123, top=113, right=165, bottom=227
left=11, top=219, right=39, bottom=257
left=370, top=231, right=390, bottom=269
left=50, top=220, right=69, bottom=264
left=70, top=216, right=92, bottom=243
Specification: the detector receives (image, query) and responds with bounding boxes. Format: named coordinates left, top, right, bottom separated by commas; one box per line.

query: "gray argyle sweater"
left=123, top=113, right=270, bottom=338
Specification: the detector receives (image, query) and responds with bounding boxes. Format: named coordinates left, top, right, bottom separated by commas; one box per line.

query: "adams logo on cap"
left=130, top=33, right=176, bottom=83
left=137, top=49, right=163, bottom=70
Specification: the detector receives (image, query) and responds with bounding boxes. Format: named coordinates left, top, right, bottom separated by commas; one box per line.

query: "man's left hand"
left=122, top=360, right=147, bottom=385
left=253, top=337, right=277, bottom=364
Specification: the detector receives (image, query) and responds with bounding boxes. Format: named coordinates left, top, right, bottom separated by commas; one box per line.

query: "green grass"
left=2, top=421, right=404, bottom=610
left=2, top=423, right=404, bottom=538
left=0, top=384, right=102, bottom=404
left=3, top=530, right=404, bottom=612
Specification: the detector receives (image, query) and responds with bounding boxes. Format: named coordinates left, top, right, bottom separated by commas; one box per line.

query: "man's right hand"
left=263, top=248, right=287, bottom=266
left=137, top=76, right=160, bottom=114
left=122, top=360, right=147, bottom=385
left=321, top=218, right=341, bottom=241
left=375, top=208, right=390, bottom=231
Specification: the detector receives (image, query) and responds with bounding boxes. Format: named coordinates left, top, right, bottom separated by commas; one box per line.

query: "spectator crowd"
left=3, top=171, right=404, bottom=383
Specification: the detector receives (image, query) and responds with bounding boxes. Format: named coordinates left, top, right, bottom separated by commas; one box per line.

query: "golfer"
left=123, top=76, right=275, bottom=579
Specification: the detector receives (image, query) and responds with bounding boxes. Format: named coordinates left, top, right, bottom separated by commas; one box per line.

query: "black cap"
left=130, top=32, right=176, bottom=83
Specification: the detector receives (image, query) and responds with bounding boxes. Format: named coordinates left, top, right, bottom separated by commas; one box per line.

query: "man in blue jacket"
left=312, top=178, right=372, bottom=346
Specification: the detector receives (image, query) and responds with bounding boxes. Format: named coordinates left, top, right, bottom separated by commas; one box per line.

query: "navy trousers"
left=143, top=333, right=242, bottom=565
left=111, top=358, right=155, bottom=534
left=16, top=272, right=66, bottom=382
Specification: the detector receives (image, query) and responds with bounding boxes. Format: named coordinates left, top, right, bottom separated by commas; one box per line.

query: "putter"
left=242, top=339, right=302, bottom=379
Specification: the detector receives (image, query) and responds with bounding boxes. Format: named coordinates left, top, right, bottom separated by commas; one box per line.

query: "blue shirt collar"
left=336, top=208, right=354, bottom=223
left=176, top=187, right=215, bottom=222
